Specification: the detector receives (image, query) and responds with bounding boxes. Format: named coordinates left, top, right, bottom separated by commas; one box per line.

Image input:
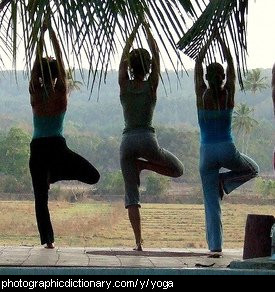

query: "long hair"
left=129, top=48, right=151, bottom=79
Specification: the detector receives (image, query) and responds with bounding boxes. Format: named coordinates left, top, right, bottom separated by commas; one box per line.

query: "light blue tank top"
left=198, top=109, right=233, bottom=144
left=32, top=112, right=65, bottom=139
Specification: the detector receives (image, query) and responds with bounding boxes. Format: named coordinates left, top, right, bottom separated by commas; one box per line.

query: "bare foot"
left=44, top=243, right=55, bottom=249
left=209, top=250, right=222, bottom=258
left=133, top=243, right=143, bottom=251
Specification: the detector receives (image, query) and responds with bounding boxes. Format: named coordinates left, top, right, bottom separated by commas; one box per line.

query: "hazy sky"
left=4, top=1, right=275, bottom=71
left=172, top=0, right=275, bottom=70
left=109, top=0, right=275, bottom=71
left=246, top=0, right=275, bottom=69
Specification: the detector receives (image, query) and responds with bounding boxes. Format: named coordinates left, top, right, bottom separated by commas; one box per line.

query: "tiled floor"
left=0, top=246, right=274, bottom=275
left=0, top=246, right=241, bottom=268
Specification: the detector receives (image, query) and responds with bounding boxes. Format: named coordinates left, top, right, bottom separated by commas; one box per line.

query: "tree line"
left=0, top=68, right=273, bottom=195
left=0, top=122, right=273, bottom=196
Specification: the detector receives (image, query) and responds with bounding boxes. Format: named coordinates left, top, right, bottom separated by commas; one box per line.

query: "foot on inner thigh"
left=219, top=179, right=225, bottom=200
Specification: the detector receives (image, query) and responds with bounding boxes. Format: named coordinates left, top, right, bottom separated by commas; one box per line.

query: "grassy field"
left=0, top=200, right=274, bottom=249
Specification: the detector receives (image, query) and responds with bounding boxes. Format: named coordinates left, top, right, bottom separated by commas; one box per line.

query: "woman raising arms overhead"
left=195, top=35, right=259, bottom=252
left=29, top=23, right=100, bottom=249
left=119, top=22, right=183, bottom=251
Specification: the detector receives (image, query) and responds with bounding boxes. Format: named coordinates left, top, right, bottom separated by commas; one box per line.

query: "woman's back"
left=197, top=88, right=234, bottom=144
left=30, top=27, right=67, bottom=139
left=198, top=87, right=234, bottom=110
left=30, top=85, right=67, bottom=116
left=30, top=77, right=67, bottom=139
left=120, top=80, right=156, bottom=133
left=198, top=108, right=233, bottom=144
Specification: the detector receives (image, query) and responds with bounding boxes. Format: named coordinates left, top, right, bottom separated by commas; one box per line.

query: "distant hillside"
left=0, top=69, right=273, bottom=175
left=0, top=68, right=273, bottom=136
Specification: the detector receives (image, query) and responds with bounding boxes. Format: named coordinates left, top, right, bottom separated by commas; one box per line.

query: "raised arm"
left=29, top=27, right=46, bottom=94
left=217, top=36, right=236, bottom=98
left=48, top=26, right=66, bottom=90
left=144, top=23, right=160, bottom=92
left=194, top=42, right=208, bottom=102
left=119, top=23, right=140, bottom=88
left=272, top=64, right=275, bottom=116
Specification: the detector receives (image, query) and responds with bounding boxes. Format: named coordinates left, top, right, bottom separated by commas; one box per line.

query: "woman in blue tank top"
left=29, top=22, right=100, bottom=249
left=119, top=22, right=183, bottom=251
left=195, top=36, right=259, bottom=252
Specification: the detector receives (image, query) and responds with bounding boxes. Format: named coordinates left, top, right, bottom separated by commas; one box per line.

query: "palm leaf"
left=243, top=69, right=269, bottom=93
left=0, top=0, right=248, bottom=93
left=178, top=0, right=248, bottom=88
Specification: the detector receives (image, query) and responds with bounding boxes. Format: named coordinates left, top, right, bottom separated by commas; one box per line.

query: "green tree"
left=254, top=177, right=275, bottom=197
left=246, top=120, right=275, bottom=173
left=243, top=69, right=269, bottom=94
left=66, top=68, right=83, bottom=94
left=98, top=171, right=124, bottom=196
left=145, top=173, right=171, bottom=197
left=232, top=103, right=258, bottom=153
left=0, top=127, right=32, bottom=192
left=0, top=127, right=31, bottom=179
left=157, top=126, right=200, bottom=182
left=93, top=137, right=120, bottom=172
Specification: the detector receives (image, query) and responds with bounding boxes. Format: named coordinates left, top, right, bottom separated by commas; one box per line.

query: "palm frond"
left=0, top=0, right=9, bottom=11
left=0, top=0, right=248, bottom=93
left=243, top=68, right=269, bottom=93
left=178, top=0, right=248, bottom=88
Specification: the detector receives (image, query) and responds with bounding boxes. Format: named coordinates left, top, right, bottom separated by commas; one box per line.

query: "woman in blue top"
left=29, top=23, right=100, bottom=249
left=119, top=22, right=183, bottom=251
left=195, top=36, right=259, bottom=252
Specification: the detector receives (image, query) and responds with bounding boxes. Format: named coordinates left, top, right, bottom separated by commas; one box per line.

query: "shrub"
left=0, top=175, right=25, bottom=193
left=145, top=173, right=171, bottom=197
left=49, top=185, right=75, bottom=202
left=254, top=177, right=275, bottom=197
left=97, top=171, right=124, bottom=196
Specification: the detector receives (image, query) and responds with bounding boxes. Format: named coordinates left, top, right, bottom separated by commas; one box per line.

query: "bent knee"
left=175, top=168, right=184, bottom=178
left=93, top=172, right=100, bottom=184
left=172, top=165, right=184, bottom=178
left=87, top=172, right=100, bottom=184
left=251, top=166, right=259, bottom=178
left=249, top=161, right=260, bottom=178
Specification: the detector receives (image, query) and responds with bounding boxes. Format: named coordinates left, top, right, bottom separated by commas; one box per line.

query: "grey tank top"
left=120, top=80, right=156, bottom=133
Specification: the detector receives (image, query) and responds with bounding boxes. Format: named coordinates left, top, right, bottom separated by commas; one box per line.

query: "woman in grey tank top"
left=119, top=21, right=183, bottom=251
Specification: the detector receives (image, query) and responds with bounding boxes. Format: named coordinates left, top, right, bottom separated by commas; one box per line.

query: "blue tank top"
left=32, top=112, right=65, bottom=139
left=198, top=109, right=233, bottom=144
